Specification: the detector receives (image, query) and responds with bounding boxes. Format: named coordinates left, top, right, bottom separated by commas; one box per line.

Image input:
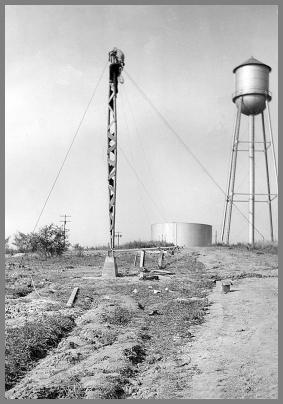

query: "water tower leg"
left=265, top=100, right=278, bottom=191
left=249, top=115, right=255, bottom=247
left=221, top=104, right=241, bottom=243
left=224, top=98, right=242, bottom=244
left=261, top=112, right=274, bottom=242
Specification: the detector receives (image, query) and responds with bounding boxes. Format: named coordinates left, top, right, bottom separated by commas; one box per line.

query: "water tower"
left=221, top=57, right=278, bottom=246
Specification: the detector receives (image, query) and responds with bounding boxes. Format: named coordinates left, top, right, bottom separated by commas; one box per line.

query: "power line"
left=32, top=62, right=108, bottom=233
left=125, top=69, right=265, bottom=240
left=118, top=144, right=166, bottom=222
left=121, top=86, right=168, bottom=220
left=119, top=89, right=167, bottom=222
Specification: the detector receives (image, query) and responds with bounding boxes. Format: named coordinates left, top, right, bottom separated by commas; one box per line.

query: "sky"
left=5, top=5, right=278, bottom=246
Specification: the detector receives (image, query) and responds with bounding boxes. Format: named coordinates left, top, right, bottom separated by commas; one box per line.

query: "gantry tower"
left=102, top=47, right=125, bottom=277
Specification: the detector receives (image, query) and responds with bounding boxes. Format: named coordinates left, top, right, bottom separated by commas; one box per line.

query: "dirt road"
left=132, top=247, right=278, bottom=399
left=182, top=277, right=278, bottom=399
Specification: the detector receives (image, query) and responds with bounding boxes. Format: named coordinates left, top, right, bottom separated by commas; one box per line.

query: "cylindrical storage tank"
left=232, top=57, right=271, bottom=116
left=151, top=222, right=212, bottom=247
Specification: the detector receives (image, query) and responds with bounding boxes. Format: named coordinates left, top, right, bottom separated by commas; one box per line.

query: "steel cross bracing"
left=106, top=48, right=125, bottom=252
left=221, top=97, right=278, bottom=245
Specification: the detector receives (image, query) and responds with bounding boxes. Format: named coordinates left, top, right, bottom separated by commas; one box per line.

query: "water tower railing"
left=232, top=89, right=272, bottom=101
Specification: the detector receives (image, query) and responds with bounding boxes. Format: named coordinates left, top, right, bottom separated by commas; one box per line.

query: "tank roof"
left=151, top=222, right=212, bottom=227
left=233, top=56, right=271, bottom=73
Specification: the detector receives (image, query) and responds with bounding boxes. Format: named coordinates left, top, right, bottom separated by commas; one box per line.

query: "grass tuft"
left=124, top=344, right=146, bottom=365
left=215, top=241, right=278, bottom=254
left=6, top=284, right=33, bottom=298
left=100, top=307, right=133, bottom=326
left=32, top=375, right=86, bottom=399
left=120, top=240, right=174, bottom=249
left=5, top=315, right=75, bottom=390
left=98, top=377, right=126, bottom=399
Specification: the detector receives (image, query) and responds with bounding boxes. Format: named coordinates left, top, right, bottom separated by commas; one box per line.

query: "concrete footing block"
left=102, top=256, right=118, bottom=278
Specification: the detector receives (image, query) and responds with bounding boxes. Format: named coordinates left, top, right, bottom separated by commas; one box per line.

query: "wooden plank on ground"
left=152, top=270, right=175, bottom=275
left=66, top=287, right=79, bottom=307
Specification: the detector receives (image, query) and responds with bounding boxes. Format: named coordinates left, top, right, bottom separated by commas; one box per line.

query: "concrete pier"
left=102, top=256, right=118, bottom=278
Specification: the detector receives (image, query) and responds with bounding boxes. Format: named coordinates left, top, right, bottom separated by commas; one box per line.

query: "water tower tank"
left=232, top=57, right=271, bottom=116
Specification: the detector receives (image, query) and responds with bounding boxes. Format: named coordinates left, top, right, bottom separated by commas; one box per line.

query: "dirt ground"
left=184, top=277, right=278, bottom=399
left=5, top=246, right=278, bottom=399
left=187, top=248, right=278, bottom=399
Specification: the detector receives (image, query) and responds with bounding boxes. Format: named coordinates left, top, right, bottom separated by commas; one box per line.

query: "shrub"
left=5, top=237, right=15, bottom=254
left=13, top=224, right=69, bottom=258
left=13, top=232, right=34, bottom=253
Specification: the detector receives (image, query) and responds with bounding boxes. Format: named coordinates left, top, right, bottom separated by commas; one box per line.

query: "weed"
left=73, top=243, right=85, bottom=257
left=5, top=315, right=75, bottom=390
left=120, top=240, right=174, bottom=249
left=101, top=307, right=133, bottom=326
left=6, top=284, right=33, bottom=298
left=34, top=376, right=86, bottom=399
left=215, top=242, right=278, bottom=255
left=82, top=328, right=118, bottom=346
left=232, top=273, right=263, bottom=279
left=124, top=344, right=146, bottom=365
left=88, top=240, right=174, bottom=250
left=98, top=376, right=126, bottom=399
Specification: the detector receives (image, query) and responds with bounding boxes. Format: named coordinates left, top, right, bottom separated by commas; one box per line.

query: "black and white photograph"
left=4, top=4, right=278, bottom=399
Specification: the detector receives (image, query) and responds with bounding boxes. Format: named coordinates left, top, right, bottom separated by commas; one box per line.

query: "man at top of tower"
left=109, top=47, right=125, bottom=67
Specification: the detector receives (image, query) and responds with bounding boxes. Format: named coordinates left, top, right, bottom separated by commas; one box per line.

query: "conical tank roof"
left=233, top=56, right=271, bottom=73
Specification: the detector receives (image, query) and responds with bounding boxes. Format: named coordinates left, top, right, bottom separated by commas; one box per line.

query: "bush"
left=13, top=232, right=34, bottom=253
left=13, top=224, right=69, bottom=258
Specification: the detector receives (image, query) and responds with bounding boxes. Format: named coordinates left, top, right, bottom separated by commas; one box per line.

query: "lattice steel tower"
left=103, top=47, right=125, bottom=277
left=221, top=57, right=278, bottom=246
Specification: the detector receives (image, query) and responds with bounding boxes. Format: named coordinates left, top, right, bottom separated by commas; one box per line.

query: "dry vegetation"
left=5, top=243, right=277, bottom=399
left=215, top=241, right=278, bottom=255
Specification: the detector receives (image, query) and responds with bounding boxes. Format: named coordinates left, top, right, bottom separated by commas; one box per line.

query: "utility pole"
left=60, top=214, right=71, bottom=247
left=115, top=232, right=122, bottom=249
